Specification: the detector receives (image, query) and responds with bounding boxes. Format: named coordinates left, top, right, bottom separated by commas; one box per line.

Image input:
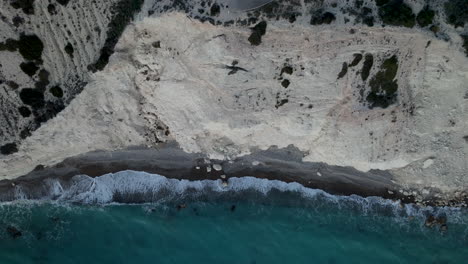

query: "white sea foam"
left=4, top=170, right=467, bottom=225
left=50, top=170, right=334, bottom=204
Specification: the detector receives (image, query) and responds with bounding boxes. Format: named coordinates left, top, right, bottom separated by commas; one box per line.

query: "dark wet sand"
left=0, top=142, right=412, bottom=202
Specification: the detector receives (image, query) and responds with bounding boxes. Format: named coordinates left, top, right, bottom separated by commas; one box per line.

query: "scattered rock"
left=212, top=164, right=222, bottom=171
left=152, top=41, right=161, bottom=48
left=34, top=164, right=45, bottom=171
left=422, top=159, right=434, bottom=169
left=6, top=226, right=22, bottom=239
left=440, top=224, right=448, bottom=232
left=221, top=179, right=228, bottom=187
left=425, top=215, right=436, bottom=227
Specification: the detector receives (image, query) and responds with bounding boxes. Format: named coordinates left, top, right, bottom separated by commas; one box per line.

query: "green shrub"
left=416, top=6, right=435, bottom=27
left=378, top=0, right=415, bottom=28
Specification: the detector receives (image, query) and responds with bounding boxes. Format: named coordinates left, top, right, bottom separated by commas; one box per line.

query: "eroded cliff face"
left=1, top=12, right=467, bottom=203
left=2, top=0, right=468, bottom=156
left=1, top=1, right=468, bottom=204
left=0, top=0, right=144, bottom=153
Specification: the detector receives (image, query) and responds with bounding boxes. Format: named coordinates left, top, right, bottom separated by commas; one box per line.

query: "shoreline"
left=0, top=143, right=443, bottom=205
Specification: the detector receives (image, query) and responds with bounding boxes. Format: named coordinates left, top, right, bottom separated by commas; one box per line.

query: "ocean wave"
left=4, top=170, right=468, bottom=225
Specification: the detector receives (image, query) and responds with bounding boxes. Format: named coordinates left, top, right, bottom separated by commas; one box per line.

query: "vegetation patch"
left=375, top=0, right=390, bottom=6
left=0, top=143, right=18, bottom=155
left=310, top=10, right=336, bottom=25
left=0, top=34, right=44, bottom=63
left=10, top=0, right=35, bottom=15
left=361, top=53, right=373, bottom=81
left=88, top=0, right=145, bottom=72
left=280, top=65, right=293, bottom=76
left=416, top=6, right=435, bottom=27
left=248, top=21, right=267, bottom=46
left=462, top=35, right=468, bottom=56
left=357, top=7, right=374, bottom=27
left=281, top=79, right=290, bottom=88
left=378, top=0, right=415, bottom=28
left=366, top=55, right=399, bottom=109
left=20, top=62, right=39, bottom=76
left=64, top=42, right=74, bottom=58
left=35, top=69, right=50, bottom=90
left=19, top=88, right=45, bottom=109
left=254, top=1, right=302, bottom=22
left=47, top=4, right=57, bottom=15
left=56, top=0, right=70, bottom=6
left=210, top=3, right=220, bottom=16
left=275, top=98, right=289, bottom=109
left=444, top=0, right=468, bottom=28
left=337, top=62, right=348, bottom=79
left=12, top=16, right=24, bottom=27
left=17, top=34, right=44, bottom=62
left=33, top=101, right=65, bottom=125
left=18, top=106, right=31, bottom=117
left=7, top=81, right=19, bottom=90
left=349, top=53, right=363, bottom=67
left=49, top=86, right=64, bottom=98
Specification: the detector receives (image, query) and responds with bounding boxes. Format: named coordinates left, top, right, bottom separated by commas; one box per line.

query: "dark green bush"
left=416, top=6, right=435, bottom=27
left=378, top=0, right=415, bottom=28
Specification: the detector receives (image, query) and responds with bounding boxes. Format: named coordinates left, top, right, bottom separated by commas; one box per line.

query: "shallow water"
left=0, top=171, right=467, bottom=263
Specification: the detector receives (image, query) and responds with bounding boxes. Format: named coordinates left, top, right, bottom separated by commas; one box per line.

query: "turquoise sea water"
left=0, top=171, right=467, bottom=264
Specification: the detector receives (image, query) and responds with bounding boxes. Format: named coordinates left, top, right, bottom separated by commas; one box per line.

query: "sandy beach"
left=0, top=142, right=441, bottom=205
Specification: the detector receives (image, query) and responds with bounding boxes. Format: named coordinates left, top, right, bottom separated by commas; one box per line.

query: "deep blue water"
left=0, top=171, right=467, bottom=264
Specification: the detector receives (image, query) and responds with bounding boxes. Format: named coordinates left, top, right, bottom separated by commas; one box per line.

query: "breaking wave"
left=5, top=170, right=468, bottom=225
